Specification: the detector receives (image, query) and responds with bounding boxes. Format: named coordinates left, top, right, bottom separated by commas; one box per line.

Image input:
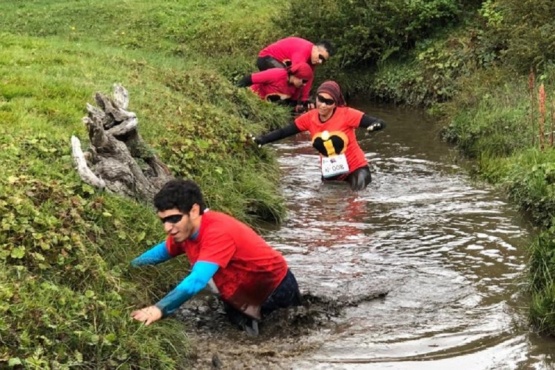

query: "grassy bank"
left=0, top=0, right=292, bottom=367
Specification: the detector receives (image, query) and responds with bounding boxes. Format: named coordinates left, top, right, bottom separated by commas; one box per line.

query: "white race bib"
left=321, top=154, right=350, bottom=178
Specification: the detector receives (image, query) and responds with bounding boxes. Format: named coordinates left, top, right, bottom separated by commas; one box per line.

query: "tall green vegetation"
left=277, top=0, right=462, bottom=68
left=434, top=0, right=555, bottom=335
left=274, top=0, right=481, bottom=100
left=0, top=0, right=291, bottom=367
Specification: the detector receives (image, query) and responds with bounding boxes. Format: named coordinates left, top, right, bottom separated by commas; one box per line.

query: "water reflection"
left=262, top=103, right=555, bottom=369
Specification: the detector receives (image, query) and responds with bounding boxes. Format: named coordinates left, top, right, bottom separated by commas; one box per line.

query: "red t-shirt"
left=250, top=68, right=302, bottom=101
left=294, top=107, right=368, bottom=175
left=258, top=37, right=315, bottom=101
left=165, top=211, right=288, bottom=318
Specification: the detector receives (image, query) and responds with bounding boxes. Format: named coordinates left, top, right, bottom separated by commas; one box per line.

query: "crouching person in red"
left=130, top=179, right=301, bottom=336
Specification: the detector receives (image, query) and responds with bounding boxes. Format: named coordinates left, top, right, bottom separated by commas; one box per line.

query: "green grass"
left=0, top=0, right=293, bottom=367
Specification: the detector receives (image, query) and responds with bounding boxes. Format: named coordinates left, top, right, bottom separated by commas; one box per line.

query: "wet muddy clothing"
left=238, top=68, right=303, bottom=102
left=165, top=211, right=288, bottom=320
left=255, top=108, right=385, bottom=190
left=257, top=37, right=315, bottom=101
left=224, top=269, right=302, bottom=328
left=256, top=56, right=287, bottom=71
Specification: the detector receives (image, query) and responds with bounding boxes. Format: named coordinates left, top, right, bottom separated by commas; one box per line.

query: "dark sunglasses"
left=301, top=79, right=309, bottom=84
left=317, top=94, right=335, bottom=105
left=160, top=214, right=185, bottom=224
left=318, top=54, right=328, bottom=63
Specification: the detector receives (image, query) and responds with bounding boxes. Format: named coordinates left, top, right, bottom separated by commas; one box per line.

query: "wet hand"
left=131, top=305, right=163, bottom=326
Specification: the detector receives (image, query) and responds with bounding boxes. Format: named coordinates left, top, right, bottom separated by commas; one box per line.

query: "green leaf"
left=136, top=231, right=146, bottom=242
left=8, top=358, right=22, bottom=367
left=85, top=290, right=95, bottom=298
left=10, top=246, right=25, bottom=259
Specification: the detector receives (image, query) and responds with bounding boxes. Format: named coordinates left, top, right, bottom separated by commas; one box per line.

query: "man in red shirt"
left=130, top=179, right=301, bottom=335
left=257, top=37, right=335, bottom=111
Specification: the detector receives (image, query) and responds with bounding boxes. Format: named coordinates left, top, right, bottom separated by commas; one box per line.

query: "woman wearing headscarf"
left=236, top=62, right=313, bottom=107
left=252, top=80, right=386, bottom=191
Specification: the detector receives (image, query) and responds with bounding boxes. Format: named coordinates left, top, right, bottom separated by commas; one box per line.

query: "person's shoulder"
left=281, top=36, right=310, bottom=44
left=203, top=210, right=241, bottom=226
left=296, top=108, right=318, bottom=120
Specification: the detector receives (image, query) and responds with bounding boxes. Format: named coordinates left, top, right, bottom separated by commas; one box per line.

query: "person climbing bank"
left=252, top=80, right=386, bottom=191
left=236, top=62, right=313, bottom=107
left=130, top=179, right=302, bottom=335
left=256, top=37, right=335, bottom=112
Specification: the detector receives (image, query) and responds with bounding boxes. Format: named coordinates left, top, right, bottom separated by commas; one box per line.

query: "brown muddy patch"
left=176, top=290, right=388, bottom=369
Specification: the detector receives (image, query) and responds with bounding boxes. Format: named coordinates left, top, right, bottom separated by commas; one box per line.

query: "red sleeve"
left=165, top=236, right=184, bottom=257
left=294, top=112, right=311, bottom=131
left=196, top=228, right=236, bottom=268
left=251, top=69, right=285, bottom=85
left=346, top=108, right=365, bottom=128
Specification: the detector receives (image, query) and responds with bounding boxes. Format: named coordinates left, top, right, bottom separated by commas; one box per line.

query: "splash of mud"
left=175, top=289, right=388, bottom=369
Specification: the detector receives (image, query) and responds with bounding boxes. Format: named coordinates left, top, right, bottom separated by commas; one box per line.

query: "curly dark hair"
left=153, top=179, right=206, bottom=215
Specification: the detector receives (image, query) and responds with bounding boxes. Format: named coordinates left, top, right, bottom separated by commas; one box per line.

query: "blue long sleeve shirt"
left=131, top=240, right=219, bottom=316
left=131, top=241, right=171, bottom=266
left=155, top=261, right=219, bottom=316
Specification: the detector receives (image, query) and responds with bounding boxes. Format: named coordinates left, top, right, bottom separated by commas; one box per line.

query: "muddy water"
left=260, top=102, right=555, bottom=369
left=184, top=103, right=555, bottom=369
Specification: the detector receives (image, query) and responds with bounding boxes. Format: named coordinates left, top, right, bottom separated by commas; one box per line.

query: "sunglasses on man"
left=317, top=94, right=335, bottom=106
left=160, top=214, right=185, bottom=224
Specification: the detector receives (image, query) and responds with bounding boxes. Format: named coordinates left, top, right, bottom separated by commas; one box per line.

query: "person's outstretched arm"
left=358, top=114, right=386, bottom=132
left=254, top=123, right=302, bottom=146
left=131, top=241, right=172, bottom=266
left=130, top=261, right=219, bottom=325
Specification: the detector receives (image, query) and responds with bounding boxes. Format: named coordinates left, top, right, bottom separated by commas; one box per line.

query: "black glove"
left=247, top=133, right=262, bottom=148
left=236, top=75, right=253, bottom=88
left=366, top=119, right=385, bottom=132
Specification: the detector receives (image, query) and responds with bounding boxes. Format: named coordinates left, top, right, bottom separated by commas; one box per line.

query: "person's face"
left=311, top=46, right=330, bottom=65
left=290, top=75, right=309, bottom=88
left=158, top=205, right=200, bottom=242
left=316, top=92, right=336, bottom=116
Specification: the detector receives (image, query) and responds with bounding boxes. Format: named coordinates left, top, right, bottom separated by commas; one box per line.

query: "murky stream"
left=263, top=101, right=555, bottom=369
left=184, top=102, right=555, bottom=369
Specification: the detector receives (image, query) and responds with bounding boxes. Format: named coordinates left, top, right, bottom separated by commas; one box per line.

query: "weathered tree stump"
left=71, top=84, right=173, bottom=203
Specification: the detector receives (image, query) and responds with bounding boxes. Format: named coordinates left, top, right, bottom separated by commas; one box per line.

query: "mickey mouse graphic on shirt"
left=312, top=130, right=351, bottom=178
left=312, top=130, right=349, bottom=157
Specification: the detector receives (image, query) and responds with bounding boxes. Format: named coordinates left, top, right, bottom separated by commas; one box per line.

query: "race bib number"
left=321, top=154, right=350, bottom=178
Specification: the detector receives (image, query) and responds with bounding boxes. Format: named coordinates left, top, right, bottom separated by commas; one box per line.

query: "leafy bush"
left=0, top=140, right=191, bottom=368
left=528, top=229, right=555, bottom=335
left=479, top=0, right=555, bottom=72
left=275, top=0, right=463, bottom=70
